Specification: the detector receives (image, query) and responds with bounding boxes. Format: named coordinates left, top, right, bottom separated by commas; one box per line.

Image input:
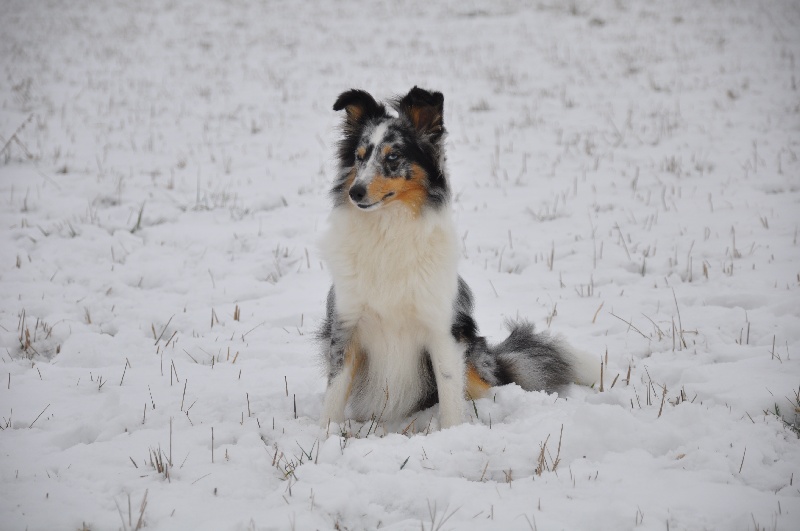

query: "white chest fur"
left=322, top=204, right=461, bottom=420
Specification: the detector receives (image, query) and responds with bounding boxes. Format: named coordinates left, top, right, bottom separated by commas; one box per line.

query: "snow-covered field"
left=1, top=0, right=799, bottom=529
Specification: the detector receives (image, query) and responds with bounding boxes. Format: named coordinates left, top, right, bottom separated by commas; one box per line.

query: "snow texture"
left=1, top=0, right=799, bottom=529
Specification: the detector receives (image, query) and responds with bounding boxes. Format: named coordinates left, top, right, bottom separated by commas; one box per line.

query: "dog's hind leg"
left=452, top=277, right=493, bottom=402
left=465, top=361, right=492, bottom=400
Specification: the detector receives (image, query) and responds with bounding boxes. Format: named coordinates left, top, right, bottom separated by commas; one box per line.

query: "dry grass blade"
left=28, top=403, right=50, bottom=429
left=134, top=490, right=148, bottom=530
left=657, top=385, right=667, bottom=418
left=614, top=223, right=632, bottom=261
left=535, top=434, right=551, bottom=476
left=154, top=315, right=175, bottom=345
left=130, top=202, right=145, bottom=234
left=592, top=301, right=604, bottom=324
left=552, top=425, right=564, bottom=471
left=672, top=288, right=687, bottom=349
left=425, top=500, right=459, bottom=531
left=599, top=360, right=604, bottom=392
left=0, top=113, right=34, bottom=157
left=608, top=312, right=649, bottom=340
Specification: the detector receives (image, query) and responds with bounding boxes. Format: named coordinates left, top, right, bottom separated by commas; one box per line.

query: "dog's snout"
left=349, top=184, right=367, bottom=203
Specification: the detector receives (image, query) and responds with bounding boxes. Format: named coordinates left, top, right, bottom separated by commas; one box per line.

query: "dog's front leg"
left=320, top=330, right=360, bottom=429
left=428, top=333, right=466, bottom=429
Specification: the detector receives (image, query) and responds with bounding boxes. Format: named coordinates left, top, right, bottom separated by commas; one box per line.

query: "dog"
left=318, top=87, right=598, bottom=430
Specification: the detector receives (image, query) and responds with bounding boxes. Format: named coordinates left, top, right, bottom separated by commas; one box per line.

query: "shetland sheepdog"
left=318, top=87, right=598, bottom=430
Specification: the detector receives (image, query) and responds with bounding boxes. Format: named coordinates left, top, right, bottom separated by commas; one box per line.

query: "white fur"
left=352, top=122, right=389, bottom=196
left=320, top=201, right=465, bottom=428
left=561, top=342, right=602, bottom=387
left=321, top=368, right=351, bottom=425
left=368, top=122, right=389, bottom=149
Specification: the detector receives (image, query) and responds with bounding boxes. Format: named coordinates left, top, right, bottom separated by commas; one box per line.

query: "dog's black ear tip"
left=404, top=86, right=444, bottom=107
left=333, top=89, right=375, bottom=112
left=332, top=89, right=356, bottom=111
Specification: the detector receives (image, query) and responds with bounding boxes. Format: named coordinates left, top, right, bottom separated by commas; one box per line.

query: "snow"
left=1, top=0, right=799, bottom=529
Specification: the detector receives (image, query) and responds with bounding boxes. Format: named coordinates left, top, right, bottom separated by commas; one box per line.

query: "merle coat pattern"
left=318, top=87, right=597, bottom=429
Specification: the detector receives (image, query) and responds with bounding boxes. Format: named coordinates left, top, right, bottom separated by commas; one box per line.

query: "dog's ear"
left=396, top=87, right=445, bottom=143
left=333, top=89, right=383, bottom=124
left=333, top=90, right=384, bottom=167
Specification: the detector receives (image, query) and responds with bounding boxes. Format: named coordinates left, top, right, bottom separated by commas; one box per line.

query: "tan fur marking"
left=356, top=146, right=366, bottom=160
left=345, top=104, right=364, bottom=122
left=364, top=164, right=428, bottom=216
left=465, top=362, right=491, bottom=400
left=381, top=145, right=393, bottom=157
left=344, top=339, right=364, bottom=400
left=409, top=107, right=442, bottom=134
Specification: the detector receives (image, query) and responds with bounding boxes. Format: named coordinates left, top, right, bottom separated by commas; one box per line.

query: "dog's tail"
left=467, top=321, right=600, bottom=394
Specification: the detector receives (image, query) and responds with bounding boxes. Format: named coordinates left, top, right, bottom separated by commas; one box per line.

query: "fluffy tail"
left=467, top=321, right=600, bottom=393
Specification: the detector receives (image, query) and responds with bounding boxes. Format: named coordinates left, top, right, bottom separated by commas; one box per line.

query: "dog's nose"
left=349, top=184, right=367, bottom=203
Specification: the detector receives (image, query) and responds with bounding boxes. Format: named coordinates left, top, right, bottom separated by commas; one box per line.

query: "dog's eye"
left=355, top=152, right=364, bottom=162
left=386, top=153, right=399, bottom=162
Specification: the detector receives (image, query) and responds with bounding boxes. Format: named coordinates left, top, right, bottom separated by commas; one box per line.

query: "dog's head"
left=330, top=87, right=448, bottom=215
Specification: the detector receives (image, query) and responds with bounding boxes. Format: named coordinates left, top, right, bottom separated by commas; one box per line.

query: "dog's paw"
left=319, top=415, right=345, bottom=435
left=437, top=404, right=465, bottom=430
